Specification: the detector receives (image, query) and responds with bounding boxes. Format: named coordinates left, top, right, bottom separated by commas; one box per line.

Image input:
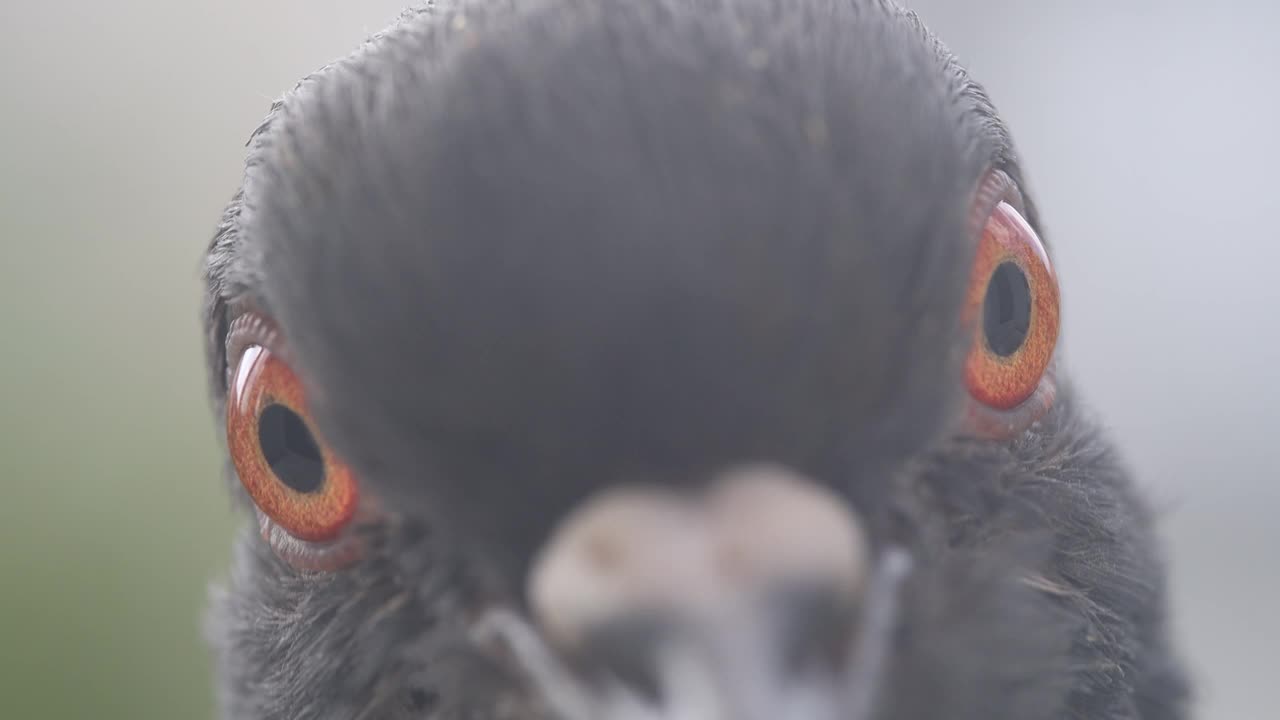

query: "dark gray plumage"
left=202, top=1, right=1190, bottom=718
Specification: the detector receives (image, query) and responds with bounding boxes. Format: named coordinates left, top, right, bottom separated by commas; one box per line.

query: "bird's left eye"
left=225, top=315, right=362, bottom=570
left=962, top=198, right=1060, bottom=435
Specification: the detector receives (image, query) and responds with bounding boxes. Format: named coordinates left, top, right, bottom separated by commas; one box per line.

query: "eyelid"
left=224, top=309, right=377, bottom=571
left=225, top=311, right=289, bottom=388
left=963, top=370, right=1057, bottom=440
left=255, top=507, right=373, bottom=572
left=968, top=169, right=1025, bottom=244
left=960, top=169, right=1058, bottom=439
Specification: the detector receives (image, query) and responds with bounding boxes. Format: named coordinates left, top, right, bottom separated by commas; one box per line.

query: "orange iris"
left=963, top=201, right=1060, bottom=411
left=226, top=344, right=359, bottom=542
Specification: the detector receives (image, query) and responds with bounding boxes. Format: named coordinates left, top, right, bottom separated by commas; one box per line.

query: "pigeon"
left=202, top=1, right=1191, bottom=718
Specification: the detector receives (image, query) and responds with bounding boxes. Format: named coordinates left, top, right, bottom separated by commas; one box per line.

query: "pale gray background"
left=0, top=1, right=1274, bottom=718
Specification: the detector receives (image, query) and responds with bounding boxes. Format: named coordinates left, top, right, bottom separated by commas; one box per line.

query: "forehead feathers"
left=220, top=0, right=1004, bottom=555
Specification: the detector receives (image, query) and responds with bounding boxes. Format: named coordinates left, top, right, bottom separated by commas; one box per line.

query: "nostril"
left=714, top=538, right=751, bottom=580
left=706, top=464, right=869, bottom=601
left=583, top=529, right=625, bottom=575
left=529, top=486, right=708, bottom=649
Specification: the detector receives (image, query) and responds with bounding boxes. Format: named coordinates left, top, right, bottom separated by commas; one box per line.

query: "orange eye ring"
left=226, top=342, right=359, bottom=543
left=963, top=200, right=1060, bottom=412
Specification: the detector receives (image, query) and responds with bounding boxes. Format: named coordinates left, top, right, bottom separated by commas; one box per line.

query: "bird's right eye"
left=960, top=171, right=1061, bottom=439
left=963, top=200, right=1059, bottom=411
left=225, top=313, right=363, bottom=571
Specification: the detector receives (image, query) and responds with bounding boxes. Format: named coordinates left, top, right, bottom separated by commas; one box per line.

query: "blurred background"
left=0, top=0, right=1274, bottom=717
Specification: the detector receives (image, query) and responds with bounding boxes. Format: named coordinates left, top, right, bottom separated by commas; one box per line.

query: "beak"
left=474, top=466, right=913, bottom=720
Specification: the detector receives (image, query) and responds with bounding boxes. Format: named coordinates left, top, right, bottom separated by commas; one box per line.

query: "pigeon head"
left=202, top=1, right=1189, bottom=719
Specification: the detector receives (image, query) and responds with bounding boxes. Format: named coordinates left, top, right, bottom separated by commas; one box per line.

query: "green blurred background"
left=0, top=1, right=1274, bottom=718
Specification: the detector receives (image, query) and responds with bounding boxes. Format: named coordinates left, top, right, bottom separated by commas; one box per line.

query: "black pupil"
left=258, top=404, right=325, bottom=494
left=983, top=261, right=1032, bottom=357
